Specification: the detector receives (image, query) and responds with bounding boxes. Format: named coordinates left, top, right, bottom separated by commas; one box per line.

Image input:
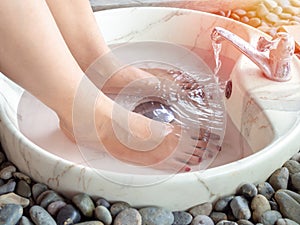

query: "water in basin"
left=16, top=42, right=252, bottom=176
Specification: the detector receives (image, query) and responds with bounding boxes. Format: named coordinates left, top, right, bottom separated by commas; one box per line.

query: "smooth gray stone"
left=95, top=205, right=112, bottom=225
left=56, top=204, right=81, bottom=225
left=210, top=211, right=228, bottom=224
left=95, top=197, right=110, bottom=208
left=72, top=193, right=95, bottom=218
left=230, top=196, right=251, bottom=220
left=269, top=167, right=289, bottom=191
left=32, top=183, right=48, bottom=201
left=214, top=196, right=234, bottom=212
left=0, top=179, right=16, bottom=195
left=19, top=216, right=34, bottom=225
left=188, top=202, right=213, bottom=216
left=275, top=190, right=300, bottom=223
left=269, top=200, right=279, bottom=211
left=0, top=192, right=30, bottom=208
left=0, top=204, right=23, bottom=225
left=47, top=201, right=67, bottom=216
left=191, top=215, right=214, bottom=225
left=16, top=180, right=32, bottom=198
left=216, top=220, right=238, bottom=225
left=74, top=222, right=104, bottom=225
left=284, top=160, right=300, bottom=175
left=30, top=205, right=56, bottom=225
left=38, top=190, right=64, bottom=208
left=139, top=206, right=174, bottom=225
left=276, top=218, right=300, bottom=225
left=257, top=182, right=275, bottom=200
left=110, top=202, right=131, bottom=217
left=114, top=208, right=142, bottom=225
left=291, top=172, right=300, bottom=191
left=238, top=183, right=258, bottom=198
left=259, top=210, right=282, bottom=225
left=0, top=165, right=16, bottom=180
left=237, top=219, right=254, bottom=225
left=251, top=194, right=271, bottom=222
left=291, top=152, right=300, bottom=162
left=172, top=211, right=193, bottom=225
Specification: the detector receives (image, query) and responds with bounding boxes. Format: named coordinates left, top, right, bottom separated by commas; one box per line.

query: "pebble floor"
left=1, top=0, right=300, bottom=224
left=0, top=145, right=299, bottom=225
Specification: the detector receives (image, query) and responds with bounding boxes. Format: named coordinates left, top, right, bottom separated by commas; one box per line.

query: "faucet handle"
left=257, top=36, right=273, bottom=52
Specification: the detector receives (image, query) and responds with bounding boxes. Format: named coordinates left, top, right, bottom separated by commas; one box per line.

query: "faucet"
left=211, top=27, right=295, bottom=82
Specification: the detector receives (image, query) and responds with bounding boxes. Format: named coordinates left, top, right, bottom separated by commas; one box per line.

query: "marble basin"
left=0, top=7, right=300, bottom=210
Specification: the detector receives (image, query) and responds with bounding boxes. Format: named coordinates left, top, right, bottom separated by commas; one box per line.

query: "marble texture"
left=0, top=7, right=299, bottom=210
left=89, top=0, right=260, bottom=12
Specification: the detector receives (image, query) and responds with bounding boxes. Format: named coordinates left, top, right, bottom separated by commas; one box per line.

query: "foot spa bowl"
left=0, top=7, right=300, bottom=210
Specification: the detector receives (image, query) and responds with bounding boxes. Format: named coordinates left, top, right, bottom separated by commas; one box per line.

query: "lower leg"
left=45, top=0, right=156, bottom=93
left=0, top=0, right=204, bottom=171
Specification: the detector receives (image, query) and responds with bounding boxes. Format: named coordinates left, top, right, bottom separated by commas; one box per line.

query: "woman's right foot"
left=59, top=88, right=209, bottom=172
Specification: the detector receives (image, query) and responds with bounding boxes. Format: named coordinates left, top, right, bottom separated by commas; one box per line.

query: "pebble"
left=13, top=172, right=31, bottom=184
left=266, top=12, right=280, bottom=23
left=238, top=183, right=258, bottom=198
left=0, top=165, right=16, bottom=180
left=214, top=195, right=234, bottom=212
left=74, top=222, right=104, bottom=225
left=276, top=218, right=300, bottom=225
left=269, top=200, right=279, bottom=211
left=189, top=202, right=213, bottom=216
left=114, top=208, right=142, bottom=225
left=275, top=190, right=300, bottom=224
left=291, top=152, right=300, bottom=162
left=0, top=179, right=16, bottom=195
left=72, top=193, right=95, bottom=218
left=210, top=211, right=228, bottom=223
left=265, top=0, right=279, bottom=8
left=0, top=203, right=23, bottom=225
left=37, top=190, right=64, bottom=208
left=259, top=210, right=282, bottom=225
left=47, top=200, right=67, bottom=216
left=110, top=201, right=131, bottom=217
left=56, top=204, right=81, bottom=225
left=216, top=220, right=238, bottom=225
left=230, top=196, right=251, bottom=220
left=251, top=194, right=271, bottom=222
left=269, top=167, right=289, bottom=190
left=32, top=183, right=48, bottom=201
left=172, top=211, right=193, bottom=225
left=284, top=160, right=300, bottom=174
left=139, top=206, right=174, bottom=225
left=19, top=216, right=34, bottom=225
left=30, top=205, right=56, bottom=225
left=237, top=219, right=254, bottom=225
left=233, top=9, right=247, bottom=16
left=291, top=172, right=300, bottom=191
left=0, top=192, right=30, bottom=207
left=257, top=182, right=275, bottom=200
left=95, top=205, right=113, bottom=225
left=191, top=215, right=214, bottom=225
left=95, top=197, right=111, bottom=208
left=16, top=180, right=32, bottom=198
left=248, top=17, right=262, bottom=27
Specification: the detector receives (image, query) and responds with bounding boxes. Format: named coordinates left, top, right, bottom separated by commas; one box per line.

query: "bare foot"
left=85, top=52, right=201, bottom=95
left=59, top=84, right=210, bottom=172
